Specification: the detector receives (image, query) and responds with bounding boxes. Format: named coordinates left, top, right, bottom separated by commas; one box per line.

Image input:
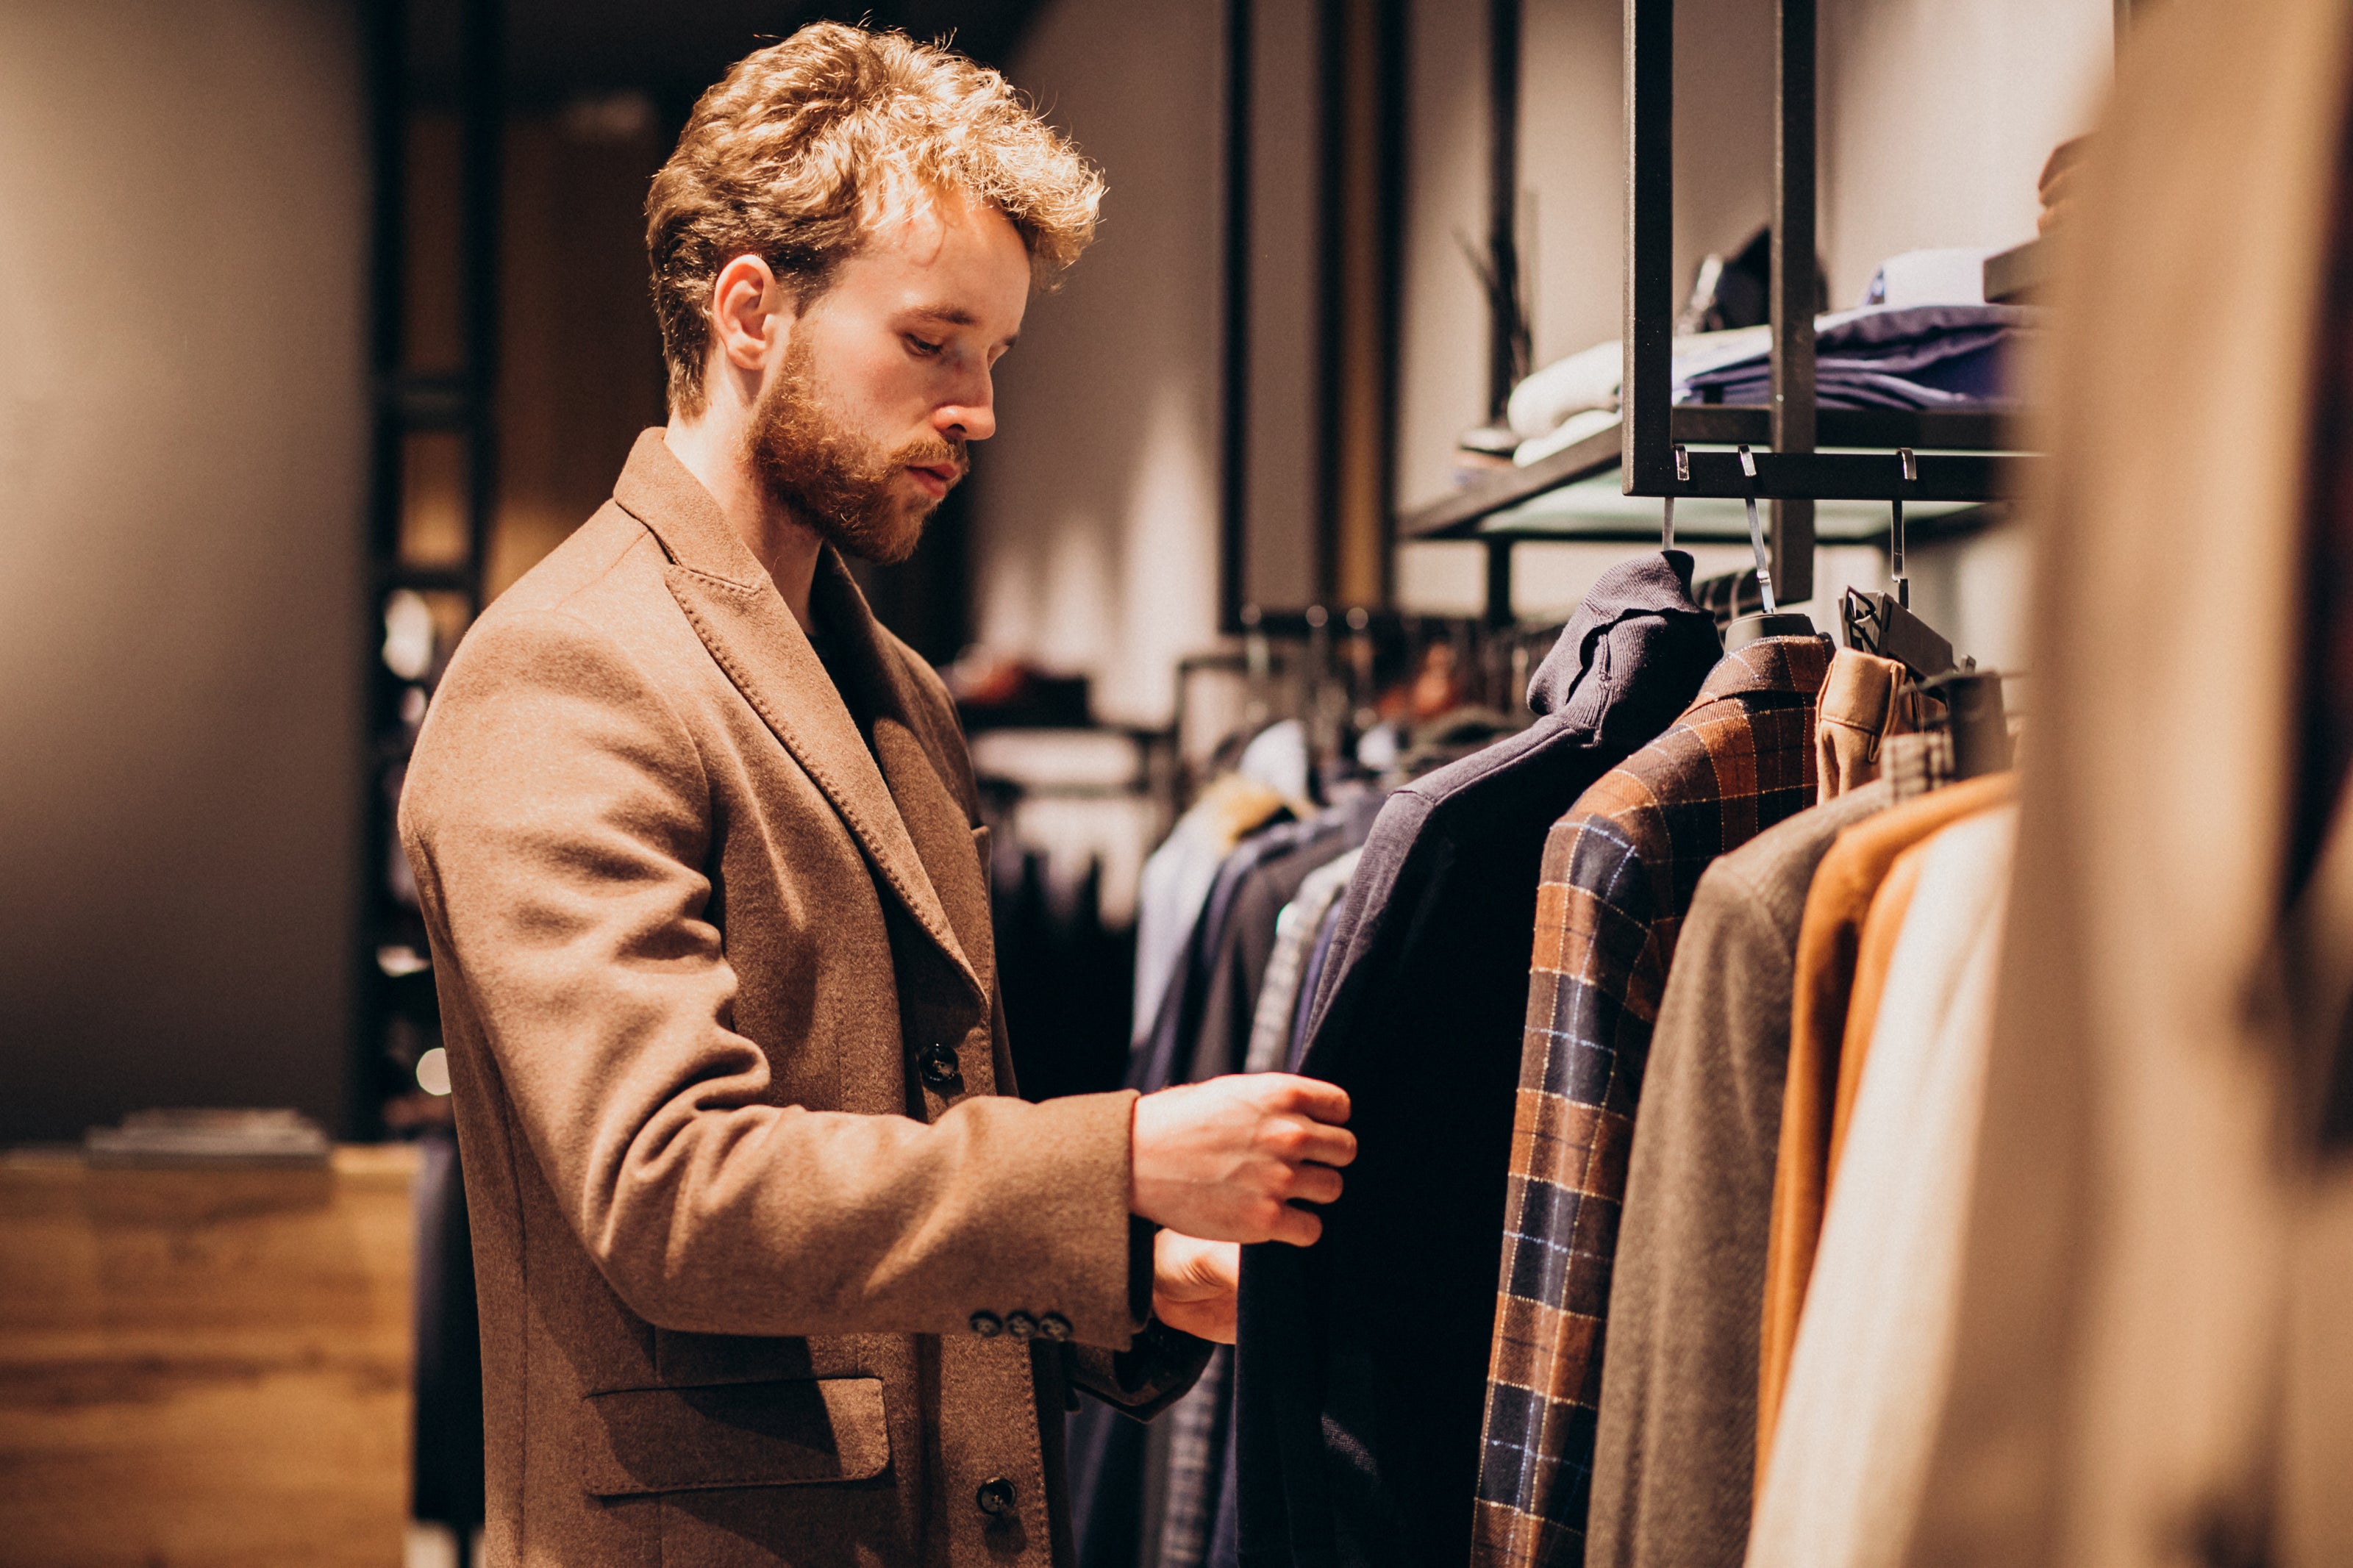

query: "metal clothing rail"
left=1404, top=0, right=2037, bottom=624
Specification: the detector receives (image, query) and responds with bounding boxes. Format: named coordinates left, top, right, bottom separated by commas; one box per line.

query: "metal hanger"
left=1663, top=444, right=1687, bottom=551
left=1722, top=444, right=1818, bottom=650
left=1841, top=448, right=1958, bottom=679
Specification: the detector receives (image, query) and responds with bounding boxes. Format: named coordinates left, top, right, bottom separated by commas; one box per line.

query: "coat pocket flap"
left=579, top=1375, right=889, bottom=1496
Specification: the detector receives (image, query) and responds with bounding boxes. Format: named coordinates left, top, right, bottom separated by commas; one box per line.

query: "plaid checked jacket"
left=1476, top=634, right=1835, bottom=1567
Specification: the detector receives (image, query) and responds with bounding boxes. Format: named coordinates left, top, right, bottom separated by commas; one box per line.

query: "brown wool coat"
left=399, top=430, right=1205, bottom=1567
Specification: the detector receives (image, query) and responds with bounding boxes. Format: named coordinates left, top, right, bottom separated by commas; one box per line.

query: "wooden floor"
left=0, top=1145, right=416, bottom=1568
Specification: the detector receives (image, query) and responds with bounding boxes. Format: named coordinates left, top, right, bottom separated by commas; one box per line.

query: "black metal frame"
left=1218, top=0, right=1253, bottom=632
left=357, top=0, right=504, bottom=1145
left=1485, top=0, right=1525, bottom=417
left=1627, top=0, right=2025, bottom=509
left=1407, top=0, right=2037, bottom=623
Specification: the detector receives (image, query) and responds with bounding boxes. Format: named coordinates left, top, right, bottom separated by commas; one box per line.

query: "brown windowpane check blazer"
left=1474, top=634, right=1834, bottom=1568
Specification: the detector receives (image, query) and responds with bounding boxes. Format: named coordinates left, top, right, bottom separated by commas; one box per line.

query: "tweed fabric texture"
left=1877, top=731, right=1954, bottom=802
left=1474, top=634, right=1834, bottom=1568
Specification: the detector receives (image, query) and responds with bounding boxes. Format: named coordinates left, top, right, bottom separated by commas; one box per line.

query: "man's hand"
left=1130, top=1073, right=1355, bottom=1247
left=1151, top=1230, right=1240, bottom=1343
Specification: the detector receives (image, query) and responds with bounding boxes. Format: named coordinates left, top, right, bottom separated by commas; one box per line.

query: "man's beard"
left=742, top=338, right=965, bottom=567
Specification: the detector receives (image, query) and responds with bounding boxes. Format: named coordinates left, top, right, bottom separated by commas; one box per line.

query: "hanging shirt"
left=1477, top=632, right=1835, bottom=1568
left=1746, top=806, right=2016, bottom=1568
left=1132, top=771, right=1296, bottom=1045
left=1246, top=848, right=1363, bottom=1075
left=1235, top=552, right=1724, bottom=1568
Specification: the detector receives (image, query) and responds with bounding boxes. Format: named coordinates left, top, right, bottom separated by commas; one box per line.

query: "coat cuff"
left=1065, top=1322, right=1218, bottom=1421
left=946, top=1086, right=1142, bottom=1349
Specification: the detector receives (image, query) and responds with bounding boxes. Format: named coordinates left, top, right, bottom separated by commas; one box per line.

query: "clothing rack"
left=1401, top=0, right=2038, bottom=626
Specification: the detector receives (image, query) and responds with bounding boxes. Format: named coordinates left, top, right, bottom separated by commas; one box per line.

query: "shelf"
left=1402, top=401, right=2032, bottom=543
left=1400, top=406, right=2021, bottom=540
left=1462, top=456, right=2005, bottom=545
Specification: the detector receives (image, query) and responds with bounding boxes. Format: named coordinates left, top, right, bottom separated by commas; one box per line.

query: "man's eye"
left=906, top=334, right=943, bottom=357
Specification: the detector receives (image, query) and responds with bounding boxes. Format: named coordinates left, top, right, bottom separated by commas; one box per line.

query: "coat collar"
left=610, top=429, right=986, bottom=1008
left=1688, top=632, right=1836, bottom=709
left=1529, top=548, right=1723, bottom=750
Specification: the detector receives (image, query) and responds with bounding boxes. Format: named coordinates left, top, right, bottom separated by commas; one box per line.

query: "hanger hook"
left=1736, top=444, right=1777, bottom=614
left=1892, top=447, right=1913, bottom=609
left=1663, top=444, right=1688, bottom=551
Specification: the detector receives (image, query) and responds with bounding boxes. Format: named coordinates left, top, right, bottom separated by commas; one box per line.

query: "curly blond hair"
left=646, top=21, right=1105, bottom=415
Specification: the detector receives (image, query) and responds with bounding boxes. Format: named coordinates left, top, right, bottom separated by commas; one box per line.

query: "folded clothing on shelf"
left=1676, top=303, right=2040, bottom=411
left=1501, top=303, right=2039, bottom=466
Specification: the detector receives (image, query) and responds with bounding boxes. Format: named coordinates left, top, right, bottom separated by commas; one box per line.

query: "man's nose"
left=937, top=372, right=996, bottom=443
left=938, top=404, right=994, bottom=443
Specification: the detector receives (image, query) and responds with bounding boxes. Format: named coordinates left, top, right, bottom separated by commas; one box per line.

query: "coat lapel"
left=804, top=552, right=999, bottom=997
left=610, top=429, right=984, bottom=1007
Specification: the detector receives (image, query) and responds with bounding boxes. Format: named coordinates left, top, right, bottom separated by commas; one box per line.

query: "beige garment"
left=1746, top=807, right=2016, bottom=1568
left=1814, top=649, right=1914, bottom=803
left=400, top=432, right=1202, bottom=1568
left=1905, top=1, right=2353, bottom=1564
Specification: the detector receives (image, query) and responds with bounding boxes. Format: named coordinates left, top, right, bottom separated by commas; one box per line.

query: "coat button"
left=975, top=1477, right=1017, bottom=1517
left=1038, top=1312, right=1072, bottom=1342
left=917, top=1042, right=962, bottom=1091
left=1003, top=1311, right=1037, bottom=1342
left=968, top=1311, right=1002, bottom=1339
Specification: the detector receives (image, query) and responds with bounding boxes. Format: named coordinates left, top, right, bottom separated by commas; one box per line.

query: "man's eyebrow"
left=903, top=303, right=1018, bottom=349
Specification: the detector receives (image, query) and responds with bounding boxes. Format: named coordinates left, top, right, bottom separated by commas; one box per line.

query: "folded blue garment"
left=1677, top=304, right=2038, bottom=409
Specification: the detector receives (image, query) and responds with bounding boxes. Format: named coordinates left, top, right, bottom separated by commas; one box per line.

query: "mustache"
left=894, top=434, right=968, bottom=482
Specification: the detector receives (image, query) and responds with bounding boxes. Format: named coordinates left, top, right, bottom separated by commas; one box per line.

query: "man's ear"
left=709, top=254, right=785, bottom=374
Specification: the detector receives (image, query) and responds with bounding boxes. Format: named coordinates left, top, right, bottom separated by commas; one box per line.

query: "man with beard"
left=396, top=23, right=1355, bottom=1568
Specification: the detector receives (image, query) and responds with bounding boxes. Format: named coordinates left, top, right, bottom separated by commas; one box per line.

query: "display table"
left=0, top=1144, right=417, bottom=1567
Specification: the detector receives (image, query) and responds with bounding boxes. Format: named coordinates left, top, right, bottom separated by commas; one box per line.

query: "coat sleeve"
left=399, top=606, right=1145, bottom=1348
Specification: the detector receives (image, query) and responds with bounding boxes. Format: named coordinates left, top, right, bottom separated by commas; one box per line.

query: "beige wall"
left=974, top=0, right=1227, bottom=727
left=0, top=1, right=367, bottom=1141
left=1819, top=0, right=2111, bottom=307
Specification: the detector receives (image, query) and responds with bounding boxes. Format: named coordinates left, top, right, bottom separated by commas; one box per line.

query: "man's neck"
left=661, top=417, right=824, bottom=633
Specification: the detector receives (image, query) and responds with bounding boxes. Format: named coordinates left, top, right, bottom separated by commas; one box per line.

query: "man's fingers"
left=1261, top=1073, right=1351, bottom=1125
left=1286, top=1164, right=1344, bottom=1206
left=1268, top=1204, right=1324, bottom=1247
left=1284, top=1119, right=1357, bottom=1168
